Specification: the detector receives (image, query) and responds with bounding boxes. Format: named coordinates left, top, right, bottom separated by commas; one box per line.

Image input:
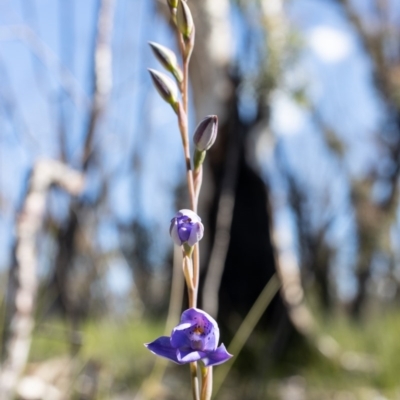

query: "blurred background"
left=0, top=0, right=400, bottom=399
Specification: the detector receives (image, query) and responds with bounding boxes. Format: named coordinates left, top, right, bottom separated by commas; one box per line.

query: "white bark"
left=0, top=160, right=84, bottom=400
left=188, top=0, right=233, bottom=123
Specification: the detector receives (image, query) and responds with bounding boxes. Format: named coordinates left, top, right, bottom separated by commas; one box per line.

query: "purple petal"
left=181, top=309, right=219, bottom=331
left=145, top=336, right=183, bottom=364
left=187, top=222, right=204, bottom=246
left=180, top=308, right=201, bottom=324
left=202, top=327, right=218, bottom=352
left=171, top=323, right=192, bottom=348
left=174, top=321, right=193, bottom=331
left=178, top=225, right=190, bottom=242
left=169, top=218, right=182, bottom=246
left=180, top=308, right=219, bottom=351
left=201, top=344, right=233, bottom=367
left=176, top=209, right=201, bottom=223
left=177, top=348, right=206, bottom=363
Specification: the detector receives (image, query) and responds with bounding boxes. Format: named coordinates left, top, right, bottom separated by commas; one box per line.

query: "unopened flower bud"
left=193, top=115, right=218, bottom=151
left=148, top=68, right=178, bottom=110
left=177, top=0, right=194, bottom=39
left=170, top=209, right=204, bottom=247
left=148, top=42, right=183, bottom=83
left=167, top=0, right=179, bottom=8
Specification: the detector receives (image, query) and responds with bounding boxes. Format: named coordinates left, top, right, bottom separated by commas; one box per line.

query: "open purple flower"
left=169, top=209, right=204, bottom=247
left=145, top=308, right=232, bottom=366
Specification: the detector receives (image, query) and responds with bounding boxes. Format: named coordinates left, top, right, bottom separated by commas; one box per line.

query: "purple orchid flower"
left=145, top=308, right=232, bottom=366
left=169, top=209, right=204, bottom=247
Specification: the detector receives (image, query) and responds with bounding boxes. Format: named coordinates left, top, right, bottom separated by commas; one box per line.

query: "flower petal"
left=180, top=308, right=208, bottom=322
left=176, top=209, right=201, bottom=223
left=177, top=348, right=206, bottom=363
left=202, top=327, right=218, bottom=352
left=171, top=324, right=192, bottom=348
left=180, top=308, right=220, bottom=351
left=145, top=336, right=183, bottom=364
left=201, top=344, right=233, bottom=367
left=181, top=309, right=219, bottom=333
left=169, top=218, right=182, bottom=246
left=187, top=221, right=204, bottom=246
left=178, top=225, right=191, bottom=242
left=174, top=322, right=192, bottom=331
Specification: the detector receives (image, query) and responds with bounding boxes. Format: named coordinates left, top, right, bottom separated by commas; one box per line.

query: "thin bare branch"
left=0, top=24, right=90, bottom=110
left=82, top=0, right=116, bottom=169
left=337, top=0, right=389, bottom=97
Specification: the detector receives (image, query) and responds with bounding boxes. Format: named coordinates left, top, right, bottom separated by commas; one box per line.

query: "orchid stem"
left=177, top=104, right=196, bottom=212
left=176, top=23, right=201, bottom=400
left=200, top=366, right=213, bottom=400
left=183, top=58, right=189, bottom=116
left=192, top=244, right=199, bottom=303
left=183, top=255, right=196, bottom=308
left=190, top=362, right=200, bottom=400
left=192, top=165, right=202, bottom=300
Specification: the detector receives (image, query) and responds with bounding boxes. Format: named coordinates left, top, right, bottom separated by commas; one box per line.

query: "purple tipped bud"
left=148, top=42, right=183, bottom=83
left=193, top=115, right=218, bottom=151
left=176, top=0, right=194, bottom=39
left=148, top=69, right=178, bottom=108
left=170, top=209, right=204, bottom=247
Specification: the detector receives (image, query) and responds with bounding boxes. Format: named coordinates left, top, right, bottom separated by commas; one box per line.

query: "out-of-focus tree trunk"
left=285, top=169, right=334, bottom=312
left=0, top=160, right=84, bottom=400
left=50, top=0, right=115, bottom=327
left=187, top=0, right=291, bottom=337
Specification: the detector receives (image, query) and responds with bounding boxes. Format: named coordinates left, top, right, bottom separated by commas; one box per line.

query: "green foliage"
left=81, top=319, right=163, bottom=384
left=30, top=317, right=165, bottom=391
left=30, top=321, right=72, bottom=361
left=315, top=308, right=400, bottom=391
left=28, top=308, right=400, bottom=399
left=275, top=305, right=400, bottom=399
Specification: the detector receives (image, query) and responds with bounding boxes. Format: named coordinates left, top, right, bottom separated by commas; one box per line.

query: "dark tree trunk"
left=202, top=88, right=289, bottom=334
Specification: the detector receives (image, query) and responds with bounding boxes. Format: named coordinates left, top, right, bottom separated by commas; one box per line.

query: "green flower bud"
left=193, top=115, right=218, bottom=151
left=148, top=68, right=179, bottom=110
left=167, top=0, right=179, bottom=8
left=176, top=0, right=194, bottom=39
left=148, top=42, right=183, bottom=83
